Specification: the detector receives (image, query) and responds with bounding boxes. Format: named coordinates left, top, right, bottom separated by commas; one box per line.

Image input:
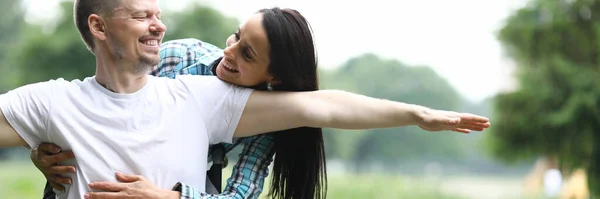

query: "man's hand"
left=30, top=142, right=76, bottom=192
left=416, top=108, right=491, bottom=133
left=85, top=172, right=181, bottom=199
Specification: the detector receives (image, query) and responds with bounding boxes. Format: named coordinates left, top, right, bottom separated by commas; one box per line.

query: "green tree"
left=0, top=0, right=24, bottom=56
left=7, top=2, right=96, bottom=87
left=0, top=0, right=26, bottom=91
left=7, top=1, right=238, bottom=87
left=0, top=0, right=26, bottom=159
left=320, top=54, right=468, bottom=172
left=162, top=3, right=239, bottom=49
left=487, top=0, right=600, bottom=195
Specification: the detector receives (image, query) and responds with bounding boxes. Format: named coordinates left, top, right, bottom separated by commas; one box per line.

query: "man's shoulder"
left=170, top=74, right=219, bottom=85
left=12, top=77, right=89, bottom=93
left=151, top=75, right=217, bottom=89
left=164, top=75, right=252, bottom=99
left=0, top=77, right=91, bottom=112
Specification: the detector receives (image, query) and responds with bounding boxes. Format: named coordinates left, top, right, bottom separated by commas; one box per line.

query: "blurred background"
left=0, top=0, right=598, bottom=198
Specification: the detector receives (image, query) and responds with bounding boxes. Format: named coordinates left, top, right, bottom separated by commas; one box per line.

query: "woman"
left=214, top=7, right=328, bottom=199
left=32, top=7, right=489, bottom=199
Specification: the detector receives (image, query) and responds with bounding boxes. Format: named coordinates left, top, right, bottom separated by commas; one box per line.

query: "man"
left=0, top=0, right=490, bottom=198
left=34, top=38, right=275, bottom=199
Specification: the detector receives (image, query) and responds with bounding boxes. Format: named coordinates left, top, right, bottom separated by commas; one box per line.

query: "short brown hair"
left=73, top=0, right=121, bottom=53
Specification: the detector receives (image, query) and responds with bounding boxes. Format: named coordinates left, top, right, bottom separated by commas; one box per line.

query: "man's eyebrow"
left=130, top=10, right=161, bottom=14
left=117, top=5, right=161, bottom=15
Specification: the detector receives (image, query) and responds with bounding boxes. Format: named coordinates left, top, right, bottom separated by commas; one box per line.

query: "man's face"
left=105, top=0, right=166, bottom=72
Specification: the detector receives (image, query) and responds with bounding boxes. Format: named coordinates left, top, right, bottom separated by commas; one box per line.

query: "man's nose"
left=149, top=16, right=167, bottom=33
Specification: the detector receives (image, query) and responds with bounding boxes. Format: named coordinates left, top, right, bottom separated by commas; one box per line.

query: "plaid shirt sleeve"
left=152, top=38, right=223, bottom=77
left=155, top=39, right=276, bottom=199
left=175, top=135, right=275, bottom=199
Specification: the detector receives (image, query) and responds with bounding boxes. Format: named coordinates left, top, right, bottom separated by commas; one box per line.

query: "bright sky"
left=22, top=0, right=528, bottom=103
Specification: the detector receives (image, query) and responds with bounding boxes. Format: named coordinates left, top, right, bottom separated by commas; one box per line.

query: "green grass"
left=0, top=161, right=464, bottom=199
left=317, top=174, right=465, bottom=199
left=1, top=161, right=47, bottom=199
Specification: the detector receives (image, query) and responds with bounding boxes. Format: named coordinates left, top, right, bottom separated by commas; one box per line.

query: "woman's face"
left=215, top=13, right=274, bottom=87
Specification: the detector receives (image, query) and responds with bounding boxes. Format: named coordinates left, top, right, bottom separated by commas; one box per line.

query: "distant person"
left=543, top=169, right=563, bottom=198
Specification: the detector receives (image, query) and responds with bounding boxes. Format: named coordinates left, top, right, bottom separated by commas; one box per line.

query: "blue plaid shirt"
left=153, top=38, right=275, bottom=199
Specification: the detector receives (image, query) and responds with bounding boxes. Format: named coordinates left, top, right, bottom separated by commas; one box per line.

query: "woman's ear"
left=269, top=77, right=281, bottom=86
left=89, top=14, right=107, bottom=41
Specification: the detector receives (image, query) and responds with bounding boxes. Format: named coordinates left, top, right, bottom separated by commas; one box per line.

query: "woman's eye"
left=234, top=32, right=240, bottom=41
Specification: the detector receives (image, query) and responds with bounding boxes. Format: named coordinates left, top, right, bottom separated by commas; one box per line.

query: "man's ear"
left=89, top=14, right=107, bottom=41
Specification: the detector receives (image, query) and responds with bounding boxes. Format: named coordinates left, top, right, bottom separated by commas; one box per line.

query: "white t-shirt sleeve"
left=0, top=79, right=62, bottom=148
left=176, top=75, right=253, bottom=144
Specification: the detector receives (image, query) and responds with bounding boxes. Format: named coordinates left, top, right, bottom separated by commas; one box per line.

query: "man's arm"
left=0, top=79, right=55, bottom=148
left=0, top=108, right=28, bottom=147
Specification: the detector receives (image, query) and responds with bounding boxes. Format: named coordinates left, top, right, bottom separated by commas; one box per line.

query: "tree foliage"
left=320, top=54, right=469, bottom=171
left=3, top=1, right=240, bottom=88
left=0, top=0, right=26, bottom=91
left=488, top=0, right=600, bottom=194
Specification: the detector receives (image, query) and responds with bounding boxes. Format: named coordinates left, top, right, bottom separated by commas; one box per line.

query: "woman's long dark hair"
left=258, top=7, right=327, bottom=199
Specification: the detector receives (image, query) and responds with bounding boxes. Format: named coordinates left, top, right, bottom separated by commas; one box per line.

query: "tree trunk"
left=588, top=144, right=600, bottom=198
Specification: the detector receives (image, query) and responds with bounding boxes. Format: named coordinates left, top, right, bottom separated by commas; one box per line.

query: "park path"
left=438, top=175, right=524, bottom=199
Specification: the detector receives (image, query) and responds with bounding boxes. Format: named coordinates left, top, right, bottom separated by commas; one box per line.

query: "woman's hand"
left=30, top=142, right=76, bottom=192
left=85, top=172, right=181, bottom=199
left=416, top=108, right=491, bottom=133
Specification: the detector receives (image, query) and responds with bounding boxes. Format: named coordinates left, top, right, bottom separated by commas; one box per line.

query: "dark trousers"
left=42, top=182, right=55, bottom=199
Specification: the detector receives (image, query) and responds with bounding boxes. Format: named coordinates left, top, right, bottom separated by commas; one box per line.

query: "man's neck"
left=94, top=53, right=149, bottom=94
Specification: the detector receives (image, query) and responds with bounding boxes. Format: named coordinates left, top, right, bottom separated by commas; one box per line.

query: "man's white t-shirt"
left=0, top=75, right=252, bottom=199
